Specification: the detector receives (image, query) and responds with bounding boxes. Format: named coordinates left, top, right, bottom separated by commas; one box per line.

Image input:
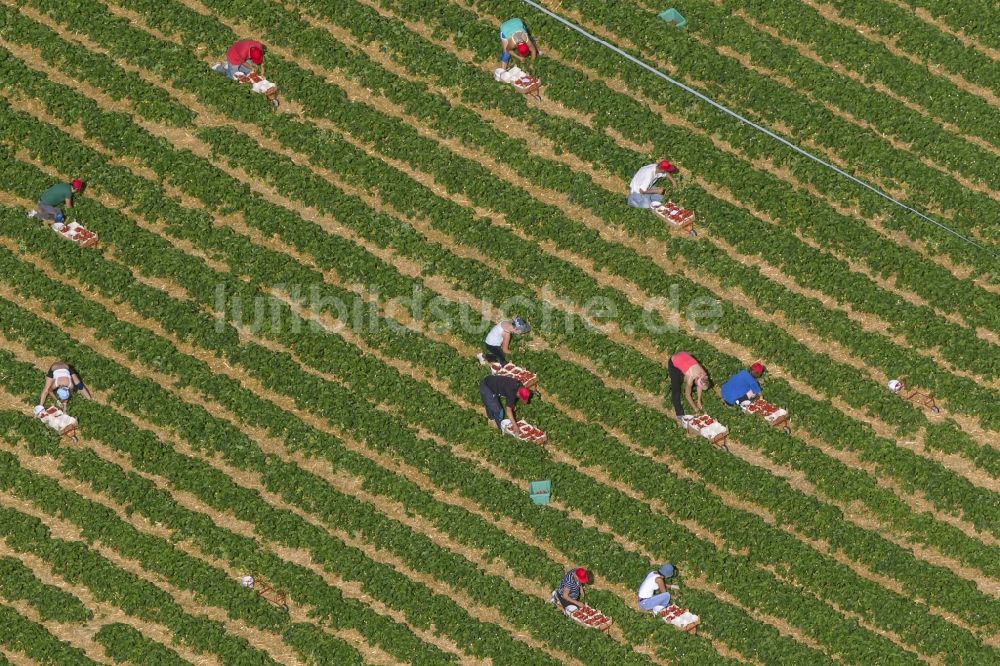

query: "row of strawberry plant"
left=0, top=447, right=368, bottom=666
left=157, top=0, right=1000, bottom=405
left=336, top=0, right=1000, bottom=363
left=804, top=0, right=1000, bottom=95
left=93, top=623, right=192, bottom=666
left=0, top=5, right=194, bottom=127
left=0, top=556, right=91, bottom=623
left=0, top=601, right=93, bottom=665
left=3, top=53, right=996, bottom=628
left=191, top=0, right=1000, bottom=384
left=0, top=221, right=907, bottom=665
left=23, top=0, right=1000, bottom=498
left=0, top=313, right=674, bottom=666
left=701, top=0, right=1000, bottom=150
left=504, top=0, right=1000, bottom=252
left=3, top=31, right=996, bottom=644
left=373, top=0, right=1000, bottom=249
left=0, top=249, right=749, bottom=665
left=0, top=169, right=988, bottom=660
left=0, top=384, right=499, bottom=666
left=0, top=365, right=467, bottom=665
left=47, top=0, right=1000, bottom=446
left=7, top=70, right=1000, bottom=632
left=0, top=467, right=283, bottom=664
left=438, top=0, right=1000, bottom=269
left=892, top=0, right=1000, bottom=51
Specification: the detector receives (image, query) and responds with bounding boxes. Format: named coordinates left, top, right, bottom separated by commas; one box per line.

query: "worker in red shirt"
left=667, top=351, right=710, bottom=424
left=225, top=39, right=266, bottom=80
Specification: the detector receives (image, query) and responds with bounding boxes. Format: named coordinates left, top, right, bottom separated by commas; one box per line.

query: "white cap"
left=887, top=379, right=902, bottom=393
left=33, top=405, right=44, bottom=417
left=241, top=575, right=255, bottom=588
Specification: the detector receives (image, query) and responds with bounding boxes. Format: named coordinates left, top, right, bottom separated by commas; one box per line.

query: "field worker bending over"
left=27, top=179, right=83, bottom=223
left=637, top=563, right=678, bottom=613
left=668, top=351, right=709, bottom=423
left=721, top=363, right=765, bottom=407
left=627, top=160, right=677, bottom=209
left=553, top=567, right=590, bottom=612
left=499, top=17, right=539, bottom=70
left=477, top=316, right=530, bottom=365
left=39, top=360, right=92, bottom=407
left=226, top=39, right=266, bottom=80
left=479, top=374, right=531, bottom=436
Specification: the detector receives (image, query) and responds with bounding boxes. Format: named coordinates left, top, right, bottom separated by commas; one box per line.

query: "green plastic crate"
left=529, top=480, right=551, bottom=505
left=658, top=8, right=687, bottom=28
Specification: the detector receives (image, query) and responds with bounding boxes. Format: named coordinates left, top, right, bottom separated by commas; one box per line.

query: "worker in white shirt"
left=477, top=316, right=530, bottom=365
left=637, top=563, right=679, bottom=613
left=627, top=160, right=678, bottom=209
left=39, top=360, right=92, bottom=407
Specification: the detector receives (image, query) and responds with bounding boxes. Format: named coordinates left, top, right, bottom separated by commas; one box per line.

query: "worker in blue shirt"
left=721, top=363, right=764, bottom=406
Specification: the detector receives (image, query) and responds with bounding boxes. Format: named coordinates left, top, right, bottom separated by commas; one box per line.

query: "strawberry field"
left=0, top=0, right=998, bottom=663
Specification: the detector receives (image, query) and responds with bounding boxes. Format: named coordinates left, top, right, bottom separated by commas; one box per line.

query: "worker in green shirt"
left=27, top=179, right=83, bottom=223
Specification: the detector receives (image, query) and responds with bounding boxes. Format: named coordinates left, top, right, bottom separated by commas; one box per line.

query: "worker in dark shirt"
left=479, top=374, right=531, bottom=436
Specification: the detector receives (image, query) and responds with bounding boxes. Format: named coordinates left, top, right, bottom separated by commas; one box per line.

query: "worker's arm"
left=664, top=173, right=677, bottom=188
left=559, top=585, right=578, bottom=607
left=501, top=330, right=512, bottom=355
left=65, top=197, right=73, bottom=209
left=694, top=383, right=704, bottom=412
left=639, top=185, right=665, bottom=195
left=684, top=377, right=699, bottom=413
left=259, top=60, right=266, bottom=77
left=39, top=377, right=53, bottom=406
left=504, top=404, right=521, bottom=434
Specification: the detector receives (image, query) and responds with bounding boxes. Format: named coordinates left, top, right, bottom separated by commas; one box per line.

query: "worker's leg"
left=226, top=62, right=252, bottom=80
left=667, top=360, right=685, bottom=417
left=499, top=50, right=511, bottom=69
left=479, top=382, right=504, bottom=428
left=638, top=591, right=671, bottom=612
left=627, top=192, right=662, bottom=209
left=34, top=202, right=61, bottom=221
left=483, top=344, right=506, bottom=365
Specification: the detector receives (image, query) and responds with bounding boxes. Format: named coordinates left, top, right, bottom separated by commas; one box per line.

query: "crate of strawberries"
left=683, top=414, right=728, bottom=446
left=567, top=605, right=613, bottom=631
left=504, top=420, right=547, bottom=444
left=54, top=221, right=98, bottom=248
left=489, top=362, right=538, bottom=388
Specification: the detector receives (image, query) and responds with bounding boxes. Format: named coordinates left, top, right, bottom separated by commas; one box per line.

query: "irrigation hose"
left=520, top=0, right=997, bottom=259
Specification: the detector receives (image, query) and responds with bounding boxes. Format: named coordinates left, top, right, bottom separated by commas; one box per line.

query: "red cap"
left=750, top=363, right=765, bottom=375
left=249, top=46, right=263, bottom=64
left=71, top=179, right=83, bottom=190
left=657, top=160, right=676, bottom=173
left=516, top=42, right=530, bottom=56
left=517, top=386, right=531, bottom=403
left=575, top=568, right=589, bottom=584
